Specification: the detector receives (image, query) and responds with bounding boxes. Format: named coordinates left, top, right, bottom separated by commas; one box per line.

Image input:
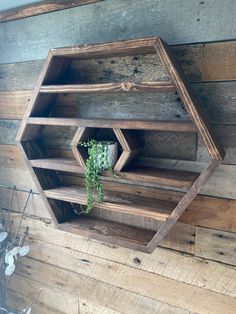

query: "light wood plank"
left=202, top=41, right=236, bottom=81
left=8, top=274, right=79, bottom=314
left=195, top=227, right=236, bottom=266
left=12, top=254, right=196, bottom=314
left=11, top=213, right=236, bottom=297
left=7, top=289, right=66, bottom=314
left=16, top=240, right=236, bottom=314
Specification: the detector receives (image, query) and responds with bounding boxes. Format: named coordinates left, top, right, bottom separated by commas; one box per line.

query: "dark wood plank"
left=147, top=160, right=221, bottom=252
left=45, top=185, right=176, bottom=221
left=27, top=117, right=197, bottom=132
left=155, top=38, right=225, bottom=161
left=118, top=166, right=198, bottom=189
left=0, top=0, right=103, bottom=23
left=40, top=81, right=175, bottom=93
left=31, top=157, right=82, bottom=172
left=59, top=216, right=154, bottom=252
left=30, top=158, right=198, bottom=188
left=0, top=0, right=235, bottom=63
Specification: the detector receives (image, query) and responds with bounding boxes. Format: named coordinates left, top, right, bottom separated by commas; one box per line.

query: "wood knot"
left=121, top=82, right=133, bottom=91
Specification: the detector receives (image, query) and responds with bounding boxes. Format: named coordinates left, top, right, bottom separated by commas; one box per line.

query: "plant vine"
left=79, top=140, right=113, bottom=213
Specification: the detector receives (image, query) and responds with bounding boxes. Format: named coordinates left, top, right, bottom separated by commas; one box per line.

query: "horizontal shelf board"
left=119, top=165, right=199, bottom=188
left=45, top=185, right=175, bottom=221
left=27, top=117, right=197, bottom=132
left=30, top=158, right=84, bottom=173
left=30, top=158, right=198, bottom=188
left=58, top=216, right=155, bottom=252
left=40, top=81, right=175, bottom=93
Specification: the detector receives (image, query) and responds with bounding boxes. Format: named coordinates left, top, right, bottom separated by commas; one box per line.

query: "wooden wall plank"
left=14, top=240, right=236, bottom=314
left=2, top=141, right=236, bottom=232
left=0, top=186, right=49, bottom=218
left=0, top=0, right=104, bottom=23
left=202, top=41, right=236, bottom=81
left=8, top=274, right=79, bottom=314
left=195, top=227, right=236, bottom=266
left=7, top=289, right=66, bottom=314
left=197, top=125, right=236, bottom=164
left=1, top=81, right=236, bottom=124
left=0, top=60, right=43, bottom=91
left=10, top=270, right=194, bottom=314
left=13, top=214, right=236, bottom=298
left=0, top=90, right=32, bottom=119
left=0, top=0, right=236, bottom=64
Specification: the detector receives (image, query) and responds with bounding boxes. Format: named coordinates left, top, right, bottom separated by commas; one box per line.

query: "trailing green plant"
left=79, top=139, right=113, bottom=213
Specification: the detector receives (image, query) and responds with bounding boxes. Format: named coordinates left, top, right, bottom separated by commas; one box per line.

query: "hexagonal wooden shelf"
left=17, top=37, right=224, bottom=253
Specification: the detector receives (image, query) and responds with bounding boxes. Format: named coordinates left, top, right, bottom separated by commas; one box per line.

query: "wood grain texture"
left=40, top=81, right=175, bottom=93
left=27, top=117, right=196, bottom=132
left=0, top=0, right=103, bottom=23
left=11, top=257, right=197, bottom=314
left=12, top=213, right=236, bottom=297
left=197, top=125, right=236, bottom=165
left=147, top=160, right=220, bottom=252
left=13, top=237, right=236, bottom=314
left=0, top=0, right=236, bottom=63
left=202, top=41, right=236, bottom=81
left=2, top=144, right=236, bottom=233
left=2, top=82, right=236, bottom=124
left=156, top=38, right=224, bottom=160
left=195, top=227, right=236, bottom=266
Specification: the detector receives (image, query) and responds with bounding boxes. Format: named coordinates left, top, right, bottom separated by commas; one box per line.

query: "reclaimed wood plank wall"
left=1, top=0, right=236, bottom=313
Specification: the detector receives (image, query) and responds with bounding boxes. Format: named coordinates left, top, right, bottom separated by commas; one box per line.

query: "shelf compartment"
left=44, top=185, right=176, bottom=221
left=58, top=216, right=155, bottom=252
left=30, top=158, right=199, bottom=188
left=40, top=81, right=175, bottom=93
left=27, top=117, right=197, bottom=132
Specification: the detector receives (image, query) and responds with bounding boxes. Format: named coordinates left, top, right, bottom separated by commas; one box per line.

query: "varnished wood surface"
left=40, top=81, right=175, bottom=93
left=45, top=185, right=175, bottom=222
left=59, top=216, right=155, bottom=252
left=147, top=160, right=220, bottom=252
left=30, top=158, right=199, bottom=188
left=27, top=117, right=197, bottom=132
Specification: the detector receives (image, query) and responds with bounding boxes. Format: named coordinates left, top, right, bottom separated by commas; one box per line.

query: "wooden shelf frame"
left=16, top=37, right=224, bottom=253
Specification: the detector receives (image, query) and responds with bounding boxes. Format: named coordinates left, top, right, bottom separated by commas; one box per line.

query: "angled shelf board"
left=17, top=37, right=224, bottom=253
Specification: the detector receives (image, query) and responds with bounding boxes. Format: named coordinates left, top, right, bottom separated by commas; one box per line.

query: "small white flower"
left=0, top=231, right=8, bottom=242
left=19, top=246, right=30, bottom=257
left=5, top=264, right=15, bottom=276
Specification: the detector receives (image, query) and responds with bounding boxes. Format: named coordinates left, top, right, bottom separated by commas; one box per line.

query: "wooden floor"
left=6, top=213, right=236, bottom=314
